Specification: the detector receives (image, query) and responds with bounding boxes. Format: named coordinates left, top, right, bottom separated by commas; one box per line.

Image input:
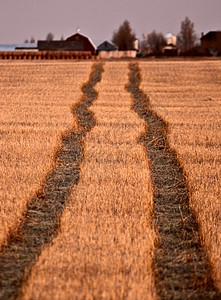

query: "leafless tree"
left=147, top=31, right=166, bottom=55
left=46, top=32, right=54, bottom=41
left=112, top=20, right=136, bottom=50
left=30, top=36, right=35, bottom=43
left=177, top=17, right=198, bottom=52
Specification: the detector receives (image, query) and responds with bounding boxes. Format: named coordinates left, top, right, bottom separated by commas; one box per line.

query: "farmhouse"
left=97, top=41, right=117, bottom=52
left=201, top=31, right=221, bottom=55
left=38, top=29, right=96, bottom=55
left=162, top=45, right=178, bottom=56
left=97, top=40, right=137, bottom=58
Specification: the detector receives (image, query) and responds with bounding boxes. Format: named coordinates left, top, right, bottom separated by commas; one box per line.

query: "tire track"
left=126, top=63, right=219, bottom=299
left=0, top=62, right=104, bottom=300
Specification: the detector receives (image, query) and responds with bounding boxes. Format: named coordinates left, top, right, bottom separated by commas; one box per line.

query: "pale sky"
left=0, top=0, right=220, bottom=44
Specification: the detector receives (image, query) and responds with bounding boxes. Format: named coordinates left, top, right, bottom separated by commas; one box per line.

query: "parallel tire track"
left=0, top=62, right=104, bottom=300
left=126, top=63, right=220, bottom=299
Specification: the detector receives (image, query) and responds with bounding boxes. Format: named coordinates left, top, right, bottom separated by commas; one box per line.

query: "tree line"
left=24, top=32, right=63, bottom=44
left=24, top=16, right=198, bottom=55
left=112, top=17, right=198, bottom=55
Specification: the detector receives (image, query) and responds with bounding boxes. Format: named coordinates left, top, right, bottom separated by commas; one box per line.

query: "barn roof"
left=66, top=32, right=97, bottom=50
left=97, top=40, right=117, bottom=51
left=201, top=31, right=221, bottom=40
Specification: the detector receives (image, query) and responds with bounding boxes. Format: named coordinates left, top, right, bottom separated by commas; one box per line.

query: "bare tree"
left=112, top=20, right=136, bottom=50
left=24, top=39, right=29, bottom=44
left=177, top=17, right=198, bottom=52
left=60, top=35, right=64, bottom=41
left=30, top=36, right=35, bottom=43
left=147, top=31, right=166, bottom=55
left=46, top=32, right=54, bottom=41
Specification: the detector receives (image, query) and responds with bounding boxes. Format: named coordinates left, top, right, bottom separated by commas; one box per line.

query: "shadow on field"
left=0, top=63, right=104, bottom=300
left=126, top=62, right=220, bottom=299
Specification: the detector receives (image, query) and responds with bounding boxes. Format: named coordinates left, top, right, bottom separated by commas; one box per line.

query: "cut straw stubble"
left=22, top=62, right=156, bottom=300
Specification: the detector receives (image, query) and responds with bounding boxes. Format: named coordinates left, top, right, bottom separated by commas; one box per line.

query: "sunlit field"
left=0, top=59, right=220, bottom=299
left=140, top=60, right=221, bottom=289
left=21, top=62, right=156, bottom=300
left=0, top=61, right=92, bottom=248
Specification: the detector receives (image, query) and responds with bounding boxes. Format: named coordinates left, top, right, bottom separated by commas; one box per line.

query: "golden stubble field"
left=0, top=59, right=220, bottom=299
left=21, top=62, right=156, bottom=300
left=0, top=61, right=92, bottom=248
left=140, top=60, right=221, bottom=288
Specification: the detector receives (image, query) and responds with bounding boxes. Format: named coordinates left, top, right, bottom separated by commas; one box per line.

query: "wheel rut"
left=126, top=63, right=220, bottom=299
left=0, top=62, right=104, bottom=300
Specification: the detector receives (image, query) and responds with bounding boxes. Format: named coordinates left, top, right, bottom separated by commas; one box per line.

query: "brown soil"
left=126, top=62, right=220, bottom=299
left=0, top=63, right=104, bottom=300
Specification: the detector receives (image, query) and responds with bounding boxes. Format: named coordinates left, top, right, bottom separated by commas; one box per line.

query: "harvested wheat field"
left=0, top=61, right=92, bottom=249
left=0, top=60, right=220, bottom=300
left=140, top=60, right=221, bottom=294
left=21, top=62, right=156, bottom=300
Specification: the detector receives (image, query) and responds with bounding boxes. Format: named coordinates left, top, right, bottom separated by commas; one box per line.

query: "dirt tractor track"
left=0, top=61, right=220, bottom=299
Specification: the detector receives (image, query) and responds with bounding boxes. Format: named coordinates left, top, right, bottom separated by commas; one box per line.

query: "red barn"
left=66, top=30, right=96, bottom=55
left=201, top=31, right=221, bottom=56
left=38, top=29, right=97, bottom=55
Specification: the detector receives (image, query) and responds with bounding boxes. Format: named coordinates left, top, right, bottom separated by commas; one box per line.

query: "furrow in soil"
left=126, top=62, right=219, bottom=300
left=0, top=62, right=104, bottom=300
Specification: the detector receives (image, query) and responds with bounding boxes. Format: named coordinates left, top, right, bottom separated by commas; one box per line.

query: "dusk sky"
left=0, top=0, right=220, bottom=44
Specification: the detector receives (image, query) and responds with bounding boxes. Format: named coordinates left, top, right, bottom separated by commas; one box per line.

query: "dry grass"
left=0, top=61, right=92, bottom=249
left=140, top=60, right=221, bottom=290
left=3, top=59, right=219, bottom=298
left=21, top=62, right=156, bottom=300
